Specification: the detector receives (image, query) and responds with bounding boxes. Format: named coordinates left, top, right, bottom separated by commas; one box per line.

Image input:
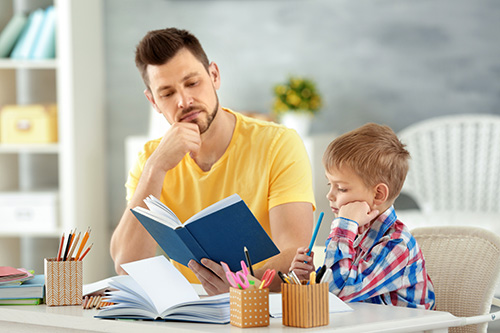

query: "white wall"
left=103, top=0, right=500, bottom=238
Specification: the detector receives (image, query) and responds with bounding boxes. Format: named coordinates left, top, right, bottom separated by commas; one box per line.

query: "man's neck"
left=191, top=108, right=236, bottom=172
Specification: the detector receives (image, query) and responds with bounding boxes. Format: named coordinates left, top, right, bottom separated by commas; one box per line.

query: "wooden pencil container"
left=281, top=282, right=329, bottom=328
left=44, top=258, right=82, bottom=306
left=230, top=287, right=269, bottom=328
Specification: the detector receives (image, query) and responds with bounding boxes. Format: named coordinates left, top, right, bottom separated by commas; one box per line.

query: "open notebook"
left=95, top=256, right=229, bottom=324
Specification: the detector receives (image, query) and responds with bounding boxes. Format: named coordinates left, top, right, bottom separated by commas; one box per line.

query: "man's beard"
left=181, top=96, right=219, bottom=134
left=199, top=98, right=219, bottom=134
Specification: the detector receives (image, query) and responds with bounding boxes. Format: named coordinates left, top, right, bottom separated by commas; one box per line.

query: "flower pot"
left=280, top=112, right=313, bottom=138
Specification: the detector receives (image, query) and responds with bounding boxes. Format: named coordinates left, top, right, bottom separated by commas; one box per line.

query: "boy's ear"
left=373, top=183, right=389, bottom=205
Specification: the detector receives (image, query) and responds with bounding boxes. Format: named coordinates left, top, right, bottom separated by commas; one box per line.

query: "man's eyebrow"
left=155, top=72, right=200, bottom=93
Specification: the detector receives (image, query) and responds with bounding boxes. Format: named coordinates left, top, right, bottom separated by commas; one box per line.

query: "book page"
left=185, top=193, right=242, bottom=224
left=143, top=195, right=181, bottom=227
left=121, top=256, right=199, bottom=314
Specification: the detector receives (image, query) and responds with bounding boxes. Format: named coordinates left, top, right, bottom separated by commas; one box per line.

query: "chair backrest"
left=398, top=114, right=500, bottom=213
left=412, top=226, right=500, bottom=333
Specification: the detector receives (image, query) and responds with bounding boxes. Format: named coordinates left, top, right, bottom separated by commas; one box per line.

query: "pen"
left=243, top=246, right=254, bottom=276
left=277, top=271, right=287, bottom=283
left=320, top=267, right=332, bottom=284
left=316, top=265, right=326, bottom=284
left=309, top=271, right=316, bottom=285
left=307, top=212, right=324, bottom=256
left=56, top=233, right=64, bottom=261
left=289, top=270, right=301, bottom=284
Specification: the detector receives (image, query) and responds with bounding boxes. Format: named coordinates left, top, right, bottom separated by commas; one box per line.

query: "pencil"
left=75, top=227, right=90, bottom=261
left=67, top=232, right=81, bottom=260
left=79, top=243, right=93, bottom=261
left=62, top=230, right=73, bottom=261
left=56, top=233, right=64, bottom=261
left=82, top=296, right=89, bottom=309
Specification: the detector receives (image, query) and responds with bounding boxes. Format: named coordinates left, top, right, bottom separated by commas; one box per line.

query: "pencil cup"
left=230, top=287, right=269, bottom=328
left=281, top=282, right=329, bottom=328
left=44, top=258, right=83, bottom=306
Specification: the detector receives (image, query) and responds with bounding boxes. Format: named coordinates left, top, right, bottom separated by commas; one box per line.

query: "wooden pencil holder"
left=281, top=281, right=329, bottom=328
left=44, top=258, right=82, bottom=306
left=230, top=287, right=269, bottom=328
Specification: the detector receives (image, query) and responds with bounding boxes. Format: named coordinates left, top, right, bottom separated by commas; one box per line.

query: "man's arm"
left=110, top=167, right=164, bottom=275
left=110, top=122, right=201, bottom=274
left=189, top=201, right=313, bottom=294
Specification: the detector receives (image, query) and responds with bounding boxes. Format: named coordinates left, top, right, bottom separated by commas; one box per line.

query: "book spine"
left=0, top=13, right=28, bottom=58
left=10, top=8, right=45, bottom=60
left=176, top=227, right=209, bottom=264
left=30, top=6, right=56, bottom=59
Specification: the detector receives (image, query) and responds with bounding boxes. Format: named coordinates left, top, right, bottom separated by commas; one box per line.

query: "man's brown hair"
left=135, top=28, right=209, bottom=90
left=322, top=123, right=410, bottom=202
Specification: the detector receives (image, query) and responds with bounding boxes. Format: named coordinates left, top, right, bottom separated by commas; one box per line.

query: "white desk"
left=0, top=302, right=461, bottom=333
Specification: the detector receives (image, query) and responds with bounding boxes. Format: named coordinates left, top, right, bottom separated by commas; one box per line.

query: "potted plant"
left=272, top=76, right=322, bottom=137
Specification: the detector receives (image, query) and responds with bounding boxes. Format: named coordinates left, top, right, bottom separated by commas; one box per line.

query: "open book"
left=96, top=256, right=230, bottom=323
left=131, top=193, right=280, bottom=272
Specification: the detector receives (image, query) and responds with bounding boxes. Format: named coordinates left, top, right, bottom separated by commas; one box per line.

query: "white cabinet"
left=0, top=0, right=108, bottom=283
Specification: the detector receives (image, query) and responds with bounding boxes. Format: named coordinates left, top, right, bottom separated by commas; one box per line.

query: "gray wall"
left=104, top=0, right=500, bottom=235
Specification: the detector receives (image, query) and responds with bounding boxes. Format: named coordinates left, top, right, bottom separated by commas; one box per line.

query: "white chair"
left=397, top=114, right=500, bottom=234
left=412, top=226, right=500, bottom=333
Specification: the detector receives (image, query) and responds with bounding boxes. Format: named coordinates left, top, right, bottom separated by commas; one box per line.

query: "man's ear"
left=144, top=88, right=161, bottom=114
left=208, top=62, right=221, bottom=90
left=373, top=183, right=389, bottom=206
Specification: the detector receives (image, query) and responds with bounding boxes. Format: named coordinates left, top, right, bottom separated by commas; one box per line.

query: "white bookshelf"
left=0, top=0, right=108, bottom=283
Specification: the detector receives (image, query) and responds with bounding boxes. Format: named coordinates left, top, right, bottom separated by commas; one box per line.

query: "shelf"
left=0, top=143, right=59, bottom=154
left=0, top=59, right=57, bottom=69
left=0, top=0, right=107, bottom=283
left=0, top=230, right=61, bottom=237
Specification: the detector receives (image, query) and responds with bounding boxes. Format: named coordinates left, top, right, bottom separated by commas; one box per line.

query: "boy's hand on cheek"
left=339, top=201, right=379, bottom=227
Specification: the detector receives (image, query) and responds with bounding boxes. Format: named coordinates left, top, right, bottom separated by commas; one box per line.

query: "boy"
left=290, top=123, right=435, bottom=309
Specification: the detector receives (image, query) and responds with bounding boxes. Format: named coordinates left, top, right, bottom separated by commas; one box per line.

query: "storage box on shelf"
left=0, top=104, right=58, bottom=144
left=0, top=191, right=58, bottom=234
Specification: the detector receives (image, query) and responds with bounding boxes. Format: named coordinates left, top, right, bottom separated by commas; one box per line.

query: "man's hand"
left=289, top=247, right=315, bottom=281
left=188, top=259, right=230, bottom=296
left=338, top=201, right=379, bottom=228
left=149, top=122, right=201, bottom=172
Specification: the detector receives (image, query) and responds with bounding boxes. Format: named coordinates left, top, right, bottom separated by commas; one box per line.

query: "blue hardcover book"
left=131, top=194, right=280, bottom=272
left=0, top=274, right=45, bottom=299
left=0, top=12, right=28, bottom=58
left=10, top=8, right=44, bottom=60
left=30, top=6, right=56, bottom=59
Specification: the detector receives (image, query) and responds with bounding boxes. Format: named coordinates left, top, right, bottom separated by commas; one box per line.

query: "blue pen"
left=306, top=212, right=324, bottom=257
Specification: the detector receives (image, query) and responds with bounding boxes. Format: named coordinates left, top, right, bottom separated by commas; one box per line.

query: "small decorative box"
left=230, top=287, right=269, bottom=328
left=282, top=282, right=329, bottom=328
left=44, top=258, right=82, bottom=306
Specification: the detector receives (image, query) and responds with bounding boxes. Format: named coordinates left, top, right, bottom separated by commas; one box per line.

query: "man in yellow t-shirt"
left=110, top=27, right=315, bottom=295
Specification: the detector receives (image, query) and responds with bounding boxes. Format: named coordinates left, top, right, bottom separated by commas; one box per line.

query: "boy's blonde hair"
left=322, top=123, right=410, bottom=202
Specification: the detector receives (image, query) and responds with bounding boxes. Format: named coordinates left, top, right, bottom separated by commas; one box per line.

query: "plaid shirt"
left=323, top=206, right=435, bottom=309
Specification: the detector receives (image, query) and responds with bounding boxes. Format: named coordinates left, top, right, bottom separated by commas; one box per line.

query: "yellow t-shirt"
left=125, top=108, right=315, bottom=282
